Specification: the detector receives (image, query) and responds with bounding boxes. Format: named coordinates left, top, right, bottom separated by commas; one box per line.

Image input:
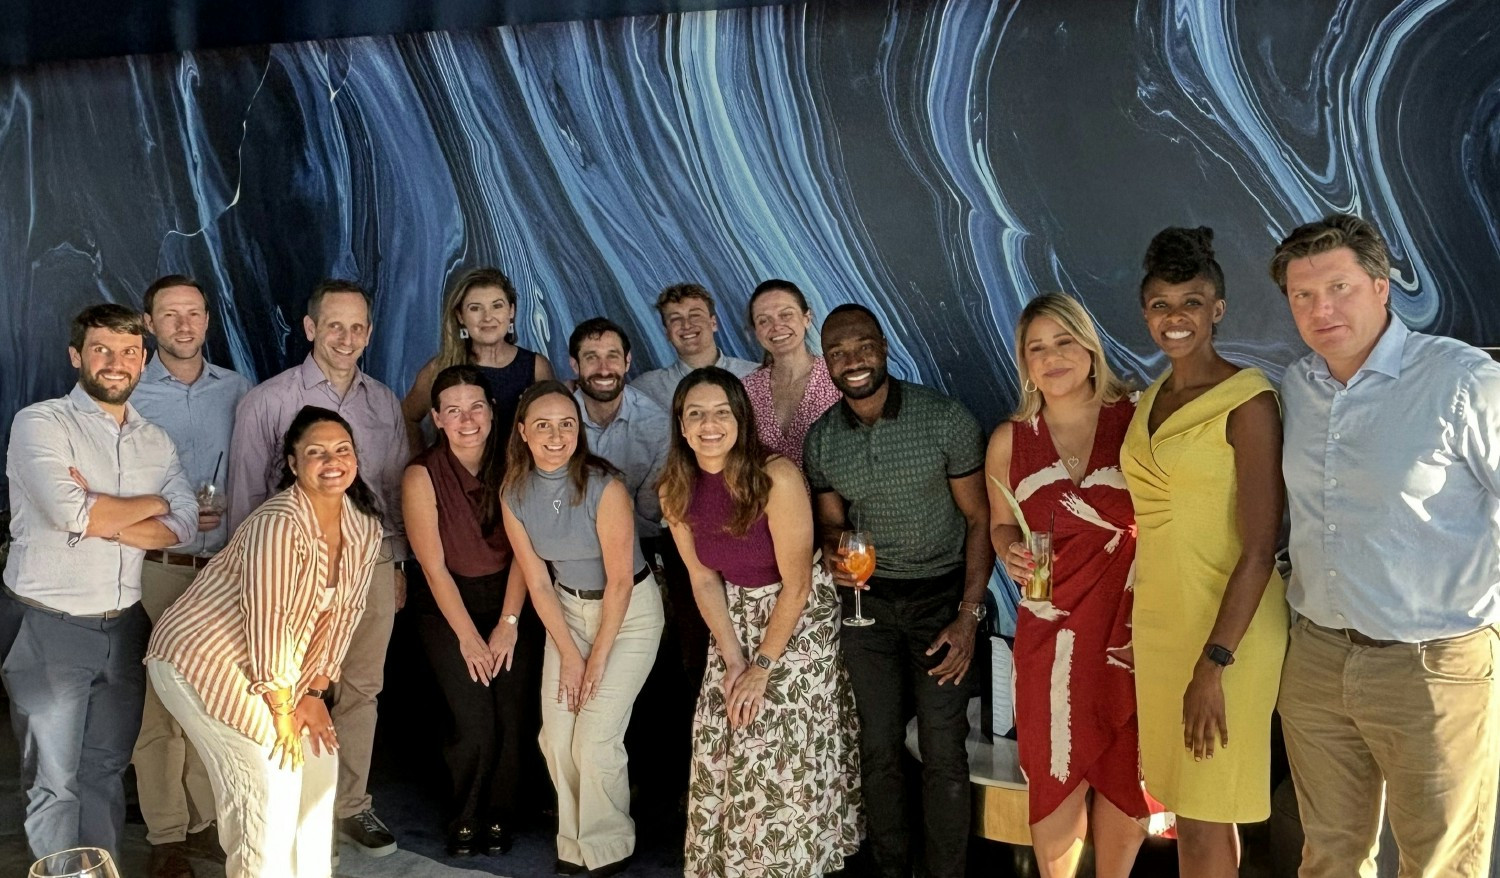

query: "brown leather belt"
left=147, top=550, right=211, bottom=570
left=555, top=566, right=651, bottom=601
left=1310, top=621, right=1407, bottom=648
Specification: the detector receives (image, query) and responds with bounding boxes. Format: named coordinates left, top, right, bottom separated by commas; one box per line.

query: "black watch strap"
left=1203, top=643, right=1235, bottom=667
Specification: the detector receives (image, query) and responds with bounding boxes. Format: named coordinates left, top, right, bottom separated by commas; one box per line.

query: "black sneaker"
left=337, top=808, right=398, bottom=857
left=554, top=859, right=586, bottom=875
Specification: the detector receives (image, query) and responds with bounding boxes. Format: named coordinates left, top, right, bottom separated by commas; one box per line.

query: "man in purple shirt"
left=226, top=279, right=407, bottom=857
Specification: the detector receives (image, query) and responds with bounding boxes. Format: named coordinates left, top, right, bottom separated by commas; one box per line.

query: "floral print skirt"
left=684, top=566, right=863, bottom=877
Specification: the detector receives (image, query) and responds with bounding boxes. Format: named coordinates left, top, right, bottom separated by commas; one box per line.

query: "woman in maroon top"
left=402, top=365, right=543, bottom=857
left=658, top=366, right=860, bottom=877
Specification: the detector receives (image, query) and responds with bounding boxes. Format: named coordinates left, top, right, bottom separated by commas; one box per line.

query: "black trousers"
left=412, top=569, right=544, bottom=827
left=840, top=569, right=972, bottom=878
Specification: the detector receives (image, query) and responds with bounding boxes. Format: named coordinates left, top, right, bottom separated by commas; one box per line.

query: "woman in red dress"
left=985, top=293, right=1151, bottom=878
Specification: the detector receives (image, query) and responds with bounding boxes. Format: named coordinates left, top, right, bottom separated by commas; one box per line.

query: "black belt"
left=2, top=585, right=128, bottom=620
left=555, top=566, right=651, bottom=601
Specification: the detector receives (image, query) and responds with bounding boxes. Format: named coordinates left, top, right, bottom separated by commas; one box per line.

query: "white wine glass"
left=30, top=847, right=121, bottom=878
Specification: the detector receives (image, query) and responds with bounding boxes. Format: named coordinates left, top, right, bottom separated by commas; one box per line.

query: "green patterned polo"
left=803, top=378, right=984, bottom=579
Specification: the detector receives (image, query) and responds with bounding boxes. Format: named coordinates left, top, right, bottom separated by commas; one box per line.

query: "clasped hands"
left=268, top=695, right=339, bottom=771
left=457, top=621, right=521, bottom=685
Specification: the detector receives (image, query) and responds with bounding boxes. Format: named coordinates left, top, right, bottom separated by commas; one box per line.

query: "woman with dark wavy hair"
left=500, top=380, right=663, bottom=877
left=145, top=406, right=384, bottom=877
left=1121, top=227, right=1287, bottom=878
left=659, top=366, right=860, bottom=876
left=402, top=365, right=544, bottom=856
left=402, top=267, right=555, bottom=449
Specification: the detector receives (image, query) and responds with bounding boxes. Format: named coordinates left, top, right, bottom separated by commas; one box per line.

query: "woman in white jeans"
left=500, top=381, right=664, bottom=877
left=145, top=406, right=384, bottom=877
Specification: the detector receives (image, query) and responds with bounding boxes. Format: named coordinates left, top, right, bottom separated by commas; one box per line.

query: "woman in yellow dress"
left=1121, top=227, right=1288, bottom=878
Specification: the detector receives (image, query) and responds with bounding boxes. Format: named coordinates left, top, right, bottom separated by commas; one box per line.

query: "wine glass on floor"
left=840, top=530, right=877, bottom=628
left=30, top=848, right=121, bottom=878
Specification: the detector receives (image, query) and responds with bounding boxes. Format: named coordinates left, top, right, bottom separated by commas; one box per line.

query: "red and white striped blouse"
left=146, top=485, right=383, bottom=746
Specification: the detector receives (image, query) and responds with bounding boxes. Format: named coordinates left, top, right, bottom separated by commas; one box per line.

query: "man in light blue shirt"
left=1, top=304, right=198, bottom=863
left=129, top=275, right=251, bottom=876
left=634, top=283, right=758, bottom=411
left=1274, top=214, right=1500, bottom=877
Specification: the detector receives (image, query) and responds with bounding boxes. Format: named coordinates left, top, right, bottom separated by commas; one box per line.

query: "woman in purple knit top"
left=658, top=366, right=861, bottom=877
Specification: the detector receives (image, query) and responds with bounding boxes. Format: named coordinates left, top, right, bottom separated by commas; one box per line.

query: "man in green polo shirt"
left=803, top=303, right=992, bottom=878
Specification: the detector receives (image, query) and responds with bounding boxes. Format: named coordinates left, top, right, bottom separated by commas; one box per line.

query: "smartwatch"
left=753, top=653, right=774, bottom=670
left=1203, top=643, right=1236, bottom=667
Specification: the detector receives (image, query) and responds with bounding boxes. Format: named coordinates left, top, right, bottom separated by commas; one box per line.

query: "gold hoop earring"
left=1023, top=378, right=1037, bottom=393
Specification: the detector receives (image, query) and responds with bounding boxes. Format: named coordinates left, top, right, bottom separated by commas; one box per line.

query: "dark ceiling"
left=0, top=0, right=797, bottom=68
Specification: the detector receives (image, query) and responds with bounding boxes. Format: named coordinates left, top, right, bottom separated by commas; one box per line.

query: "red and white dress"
left=1009, top=400, right=1153, bottom=822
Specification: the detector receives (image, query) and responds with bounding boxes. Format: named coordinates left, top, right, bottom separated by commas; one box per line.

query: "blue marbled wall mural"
left=2, top=0, right=1497, bottom=481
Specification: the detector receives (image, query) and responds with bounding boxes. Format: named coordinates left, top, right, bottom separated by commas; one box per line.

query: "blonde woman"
left=986, top=293, right=1154, bottom=878
left=402, top=268, right=554, bottom=449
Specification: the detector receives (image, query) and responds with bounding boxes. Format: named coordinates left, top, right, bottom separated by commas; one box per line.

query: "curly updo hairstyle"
left=1140, top=226, right=1226, bottom=303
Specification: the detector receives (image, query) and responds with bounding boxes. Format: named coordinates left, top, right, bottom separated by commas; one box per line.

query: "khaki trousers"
left=540, top=578, right=664, bottom=869
left=133, top=559, right=216, bottom=844
left=1278, top=617, right=1500, bottom=878
left=329, top=556, right=396, bottom=818
left=149, top=661, right=337, bottom=878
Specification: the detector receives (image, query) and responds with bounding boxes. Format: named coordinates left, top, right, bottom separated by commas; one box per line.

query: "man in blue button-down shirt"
left=130, top=275, right=252, bottom=876
left=1274, top=214, right=1500, bottom=878
left=1, top=304, right=198, bottom=863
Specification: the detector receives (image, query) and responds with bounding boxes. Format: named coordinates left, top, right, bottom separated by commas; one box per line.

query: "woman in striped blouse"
left=146, top=406, right=384, bottom=878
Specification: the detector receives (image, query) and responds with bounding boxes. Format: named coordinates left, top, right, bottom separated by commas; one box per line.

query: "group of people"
left=0, top=210, right=1496, bottom=878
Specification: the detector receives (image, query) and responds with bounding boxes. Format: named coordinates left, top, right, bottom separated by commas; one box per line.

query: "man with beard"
left=569, top=318, right=670, bottom=539
left=129, top=275, right=252, bottom=877
left=226, top=278, right=408, bottom=857
left=2, top=303, right=198, bottom=862
left=802, top=303, right=992, bottom=878
left=634, top=284, right=758, bottom=412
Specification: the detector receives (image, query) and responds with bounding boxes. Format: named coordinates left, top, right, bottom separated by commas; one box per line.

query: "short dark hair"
left=307, top=278, right=370, bottom=321
left=142, top=274, right=205, bottom=315
left=568, top=317, right=632, bottom=361
left=70, top=304, right=147, bottom=352
left=655, top=283, right=718, bottom=321
left=824, top=303, right=884, bottom=338
left=1140, top=226, right=1226, bottom=303
left=1269, top=213, right=1391, bottom=295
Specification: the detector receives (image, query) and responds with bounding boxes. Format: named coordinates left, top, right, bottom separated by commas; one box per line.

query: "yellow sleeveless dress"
left=1121, top=368, right=1288, bottom=823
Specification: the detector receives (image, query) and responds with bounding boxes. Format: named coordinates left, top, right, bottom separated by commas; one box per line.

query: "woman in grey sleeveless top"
left=499, top=381, right=664, bottom=877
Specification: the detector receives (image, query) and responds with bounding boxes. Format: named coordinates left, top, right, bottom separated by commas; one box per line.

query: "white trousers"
left=147, top=660, right=337, bottom=878
left=540, top=578, right=664, bottom=868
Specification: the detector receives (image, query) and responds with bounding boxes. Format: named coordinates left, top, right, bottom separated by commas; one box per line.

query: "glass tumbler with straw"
left=29, top=847, right=120, bottom=878
left=840, top=530, right=877, bottom=627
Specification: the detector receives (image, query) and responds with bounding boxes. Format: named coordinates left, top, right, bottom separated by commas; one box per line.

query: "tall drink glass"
left=1024, top=531, right=1053, bottom=602
left=840, top=530, right=877, bottom=628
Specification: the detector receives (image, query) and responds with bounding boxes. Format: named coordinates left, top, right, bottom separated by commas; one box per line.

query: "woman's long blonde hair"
left=437, top=268, right=518, bottom=371
left=1011, top=293, right=1130, bottom=422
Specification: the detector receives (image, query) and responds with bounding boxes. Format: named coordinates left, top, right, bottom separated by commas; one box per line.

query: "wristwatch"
left=304, top=687, right=327, bottom=700
left=753, top=653, right=774, bottom=670
left=1203, top=643, right=1236, bottom=667
left=959, top=600, right=987, bottom=622
left=501, top=614, right=520, bottom=626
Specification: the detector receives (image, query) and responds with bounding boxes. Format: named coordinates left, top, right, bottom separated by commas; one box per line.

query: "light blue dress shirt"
left=575, top=385, right=670, bottom=538
left=129, top=356, right=252, bottom=554
left=1282, top=316, right=1500, bottom=641
left=634, top=350, right=759, bottom=413
left=4, top=385, right=198, bottom=615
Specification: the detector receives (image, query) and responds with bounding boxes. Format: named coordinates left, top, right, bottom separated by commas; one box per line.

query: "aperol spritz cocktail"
left=840, top=530, right=876, bottom=628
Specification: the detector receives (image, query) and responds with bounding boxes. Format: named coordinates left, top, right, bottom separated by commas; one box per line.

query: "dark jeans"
left=0, top=591, right=150, bottom=861
left=412, top=569, right=545, bottom=828
left=840, top=569, right=972, bottom=878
